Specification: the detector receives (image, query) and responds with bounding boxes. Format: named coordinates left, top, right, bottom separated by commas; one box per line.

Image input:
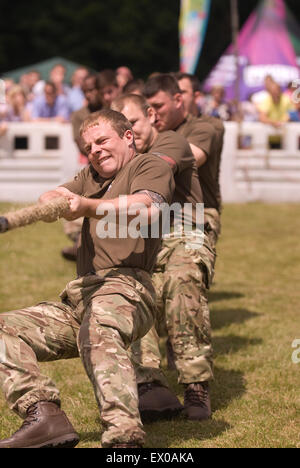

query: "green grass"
left=0, top=202, right=299, bottom=448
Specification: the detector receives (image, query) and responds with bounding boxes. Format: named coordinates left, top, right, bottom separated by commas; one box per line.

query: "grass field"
left=0, top=202, right=299, bottom=448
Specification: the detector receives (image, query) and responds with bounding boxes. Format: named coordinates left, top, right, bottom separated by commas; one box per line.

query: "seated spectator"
left=203, top=85, right=232, bottom=120
left=19, top=73, right=31, bottom=96
left=123, top=78, right=145, bottom=95
left=0, top=79, right=16, bottom=125
left=30, top=81, right=70, bottom=122
left=3, top=85, right=31, bottom=122
left=68, top=66, right=89, bottom=113
left=258, top=82, right=294, bottom=128
left=3, top=78, right=15, bottom=93
left=97, top=69, right=121, bottom=108
left=116, top=66, right=133, bottom=92
left=252, top=75, right=276, bottom=107
left=49, top=64, right=71, bottom=96
left=27, top=70, right=45, bottom=100
left=0, top=78, right=15, bottom=115
left=71, top=73, right=103, bottom=159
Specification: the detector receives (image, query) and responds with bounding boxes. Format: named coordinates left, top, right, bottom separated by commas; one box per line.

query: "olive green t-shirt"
left=199, top=114, right=224, bottom=210
left=149, top=130, right=203, bottom=226
left=62, top=153, right=175, bottom=276
left=175, top=114, right=221, bottom=212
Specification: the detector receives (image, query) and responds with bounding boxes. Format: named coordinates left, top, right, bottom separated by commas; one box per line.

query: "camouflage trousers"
left=0, top=267, right=156, bottom=447
left=131, top=208, right=221, bottom=385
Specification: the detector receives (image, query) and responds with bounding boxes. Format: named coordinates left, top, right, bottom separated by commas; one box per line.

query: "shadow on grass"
left=211, top=366, right=246, bottom=412
left=144, top=417, right=231, bottom=448
left=211, top=307, right=260, bottom=330
left=213, top=334, right=262, bottom=355
left=208, top=290, right=245, bottom=303
left=79, top=418, right=231, bottom=448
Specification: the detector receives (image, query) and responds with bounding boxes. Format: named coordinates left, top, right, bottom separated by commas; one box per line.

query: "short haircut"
left=174, top=72, right=201, bottom=93
left=79, top=108, right=133, bottom=139
left=44, top=81, right=57, bottom=93
left=111, top=93, right=150, bottom=116
left=97, top=69, right=118, bottom=89
left=123, top=78, right=145, bottom=94
left=7, top=85, right=26, bottom=100
left=50, top=64, right=66, bottom=73
left=83, top=73, right=100, bottom=88
left=143, top=73, right=182, bottom=98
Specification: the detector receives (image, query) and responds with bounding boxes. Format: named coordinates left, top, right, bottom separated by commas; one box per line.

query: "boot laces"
left=138, top=382, right=158, bottom=397
left=19, top=404, right=40, bottom=429
left=184, top=383, right=208, bottom=407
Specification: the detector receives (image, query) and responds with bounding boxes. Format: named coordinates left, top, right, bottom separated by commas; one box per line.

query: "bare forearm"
left=189, top=143, right=207, bottom=167
left=84, top=193, right=155, bottom=221
left=39, top=190, right=64, bottom=203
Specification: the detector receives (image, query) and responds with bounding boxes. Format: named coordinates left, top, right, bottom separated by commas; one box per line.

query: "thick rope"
left=0, top=197, right=70, bottom=232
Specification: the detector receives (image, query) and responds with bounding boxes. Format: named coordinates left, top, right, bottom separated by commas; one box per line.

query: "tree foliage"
left=1, top=0, right=300, bottom=81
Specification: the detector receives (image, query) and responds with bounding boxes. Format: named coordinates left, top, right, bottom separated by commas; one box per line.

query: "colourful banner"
left=179, top=0, right=211, bottom=74
left=204, top=0, right=300, bottom=101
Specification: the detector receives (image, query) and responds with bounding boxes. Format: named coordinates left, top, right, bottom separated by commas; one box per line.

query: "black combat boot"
left=138, top=382, right=183, bottom=423
left=0, top=401, right=80, bottom=448
left=183, top=381, right=211, bottom=420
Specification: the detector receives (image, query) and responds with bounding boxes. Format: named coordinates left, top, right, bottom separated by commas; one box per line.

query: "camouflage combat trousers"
left=0, top=267, right=156, bottom=447
left=131, top=208, right=221, bottom=385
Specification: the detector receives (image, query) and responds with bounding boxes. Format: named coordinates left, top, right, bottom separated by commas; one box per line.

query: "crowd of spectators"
left=1, top=63, right=300, bottom=135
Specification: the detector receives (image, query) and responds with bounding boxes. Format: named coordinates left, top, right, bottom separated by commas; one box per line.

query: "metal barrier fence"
left=1, top=122, right=300, bottom=203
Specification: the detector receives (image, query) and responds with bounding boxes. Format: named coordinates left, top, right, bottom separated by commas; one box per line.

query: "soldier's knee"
left=164, top=264, right=206, bottom=292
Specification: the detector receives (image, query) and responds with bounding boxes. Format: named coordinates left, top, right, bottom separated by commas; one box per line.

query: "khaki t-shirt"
left=149, top=130, right=203, bottom=226
left=199, top=114, right=224, bottom=210
left=62, top=153, right=175, bottom=276
left=175, top=114, right=221, bottom=212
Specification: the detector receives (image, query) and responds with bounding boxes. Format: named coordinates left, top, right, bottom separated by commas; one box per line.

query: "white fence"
left=221, top=122, right=300, bottom=202
left=0, top=122, right=300, bottom=203
left=0, top=123, right=79, bottom=202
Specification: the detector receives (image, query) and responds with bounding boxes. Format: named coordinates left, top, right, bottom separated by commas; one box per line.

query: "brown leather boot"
left=0, top=401, right=80, bottom=448
left=138, top=382, right=183, bottom=423
left=183, top=381, right=211, bottom=421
